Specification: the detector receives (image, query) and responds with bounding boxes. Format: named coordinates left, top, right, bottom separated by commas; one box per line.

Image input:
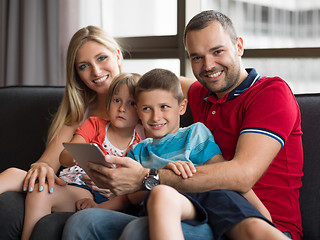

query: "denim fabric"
left=62, top=208, right=214, bottom=240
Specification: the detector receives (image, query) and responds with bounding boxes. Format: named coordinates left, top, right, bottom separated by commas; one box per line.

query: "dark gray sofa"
left=0, top=86, right=319, bottom=239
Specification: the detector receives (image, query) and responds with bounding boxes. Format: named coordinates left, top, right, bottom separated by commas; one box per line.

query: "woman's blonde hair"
left=47, top=26, right=123, bottom=145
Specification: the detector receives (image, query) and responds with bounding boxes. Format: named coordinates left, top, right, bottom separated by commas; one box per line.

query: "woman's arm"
left=23, top=123, right=79, bottom=193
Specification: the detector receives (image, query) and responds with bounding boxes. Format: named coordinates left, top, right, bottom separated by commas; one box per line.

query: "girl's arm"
left=59, top=134, right=86, bottom=167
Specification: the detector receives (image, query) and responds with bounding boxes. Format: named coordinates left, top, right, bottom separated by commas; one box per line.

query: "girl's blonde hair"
left=47, top=26, right=123, bottom=145
left=106, top=73, right=141, bottom=113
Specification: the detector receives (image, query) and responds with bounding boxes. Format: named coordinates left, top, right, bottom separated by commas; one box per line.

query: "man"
left=62, top=10, right=302, bottom=240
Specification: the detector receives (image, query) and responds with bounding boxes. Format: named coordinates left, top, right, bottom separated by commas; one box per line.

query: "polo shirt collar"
left=227, top=68, right=261, bottom=100
left=204, top=68, right=260, bottom=102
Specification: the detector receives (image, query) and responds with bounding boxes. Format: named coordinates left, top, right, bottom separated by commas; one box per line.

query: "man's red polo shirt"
left=188, top=68, right=303, bottom=239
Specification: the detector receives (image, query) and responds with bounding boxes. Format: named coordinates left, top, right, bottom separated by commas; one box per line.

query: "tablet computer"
left=62, top=142, right=116, bottom=175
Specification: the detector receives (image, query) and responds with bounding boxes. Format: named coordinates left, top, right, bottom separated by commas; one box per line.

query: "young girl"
left=0, top=73, right=141, bottom=240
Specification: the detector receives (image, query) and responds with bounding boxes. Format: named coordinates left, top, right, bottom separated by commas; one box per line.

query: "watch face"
left=145, top=177, right=160, bottom=190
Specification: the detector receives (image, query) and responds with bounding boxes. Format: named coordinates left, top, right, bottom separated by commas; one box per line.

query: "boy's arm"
left=59, top=134, right=86, bottom=167
left=164, top=161, right=197, bottom=179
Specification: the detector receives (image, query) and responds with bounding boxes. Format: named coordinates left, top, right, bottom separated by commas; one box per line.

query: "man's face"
left=185, top=21, right=244, bottom=99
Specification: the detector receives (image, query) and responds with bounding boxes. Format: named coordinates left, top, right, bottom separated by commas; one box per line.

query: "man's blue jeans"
left=62, top=208, right=213, bottom=240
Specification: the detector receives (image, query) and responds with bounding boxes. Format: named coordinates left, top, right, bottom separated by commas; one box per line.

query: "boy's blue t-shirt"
left=127, top=122, right=221, bottom=169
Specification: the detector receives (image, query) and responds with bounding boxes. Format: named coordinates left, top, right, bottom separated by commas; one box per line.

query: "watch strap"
left=149, top=168, right=158, bottom=176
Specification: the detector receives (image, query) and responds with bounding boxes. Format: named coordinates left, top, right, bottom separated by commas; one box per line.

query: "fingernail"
left=39, top=186, right=43, bottom=192
left=29, top=187, right=33, bottom=192
left=49, top=188, right=53, bottom=193
left=23, top=187, right=27, bottom=192
left=79, top=175, right=82, bottom=180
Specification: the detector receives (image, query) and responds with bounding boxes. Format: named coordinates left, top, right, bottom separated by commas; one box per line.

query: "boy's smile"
left=136, top=89, right=187, bottom=139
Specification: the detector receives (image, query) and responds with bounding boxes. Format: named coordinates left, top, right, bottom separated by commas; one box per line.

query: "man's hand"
left=87, top=155, right=149, bottom=196
left=164, top=161, right=196, bottom=179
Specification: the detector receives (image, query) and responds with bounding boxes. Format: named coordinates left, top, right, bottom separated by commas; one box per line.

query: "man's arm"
left=159, top=132, right=281, bottom=193
left=164, top=156, right=272, bottom=221
left=87, top=132, right=281, bottom=196
left=179, top=76, right=196, bottom=99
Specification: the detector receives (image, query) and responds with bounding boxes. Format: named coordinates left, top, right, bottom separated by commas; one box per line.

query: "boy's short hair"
left=135, top=68, right=184, bottom=103
left=106, top=73, right=141, bottom=112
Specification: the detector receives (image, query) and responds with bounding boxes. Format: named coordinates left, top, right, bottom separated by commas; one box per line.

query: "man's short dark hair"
left=183, top=10, right=237, bottom=46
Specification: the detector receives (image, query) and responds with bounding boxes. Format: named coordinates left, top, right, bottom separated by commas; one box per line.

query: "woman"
left=0, top=25, right=122, bottom=240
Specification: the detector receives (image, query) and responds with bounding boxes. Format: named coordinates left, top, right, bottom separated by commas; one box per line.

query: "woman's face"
left=75, top=40, right=121, bottom=96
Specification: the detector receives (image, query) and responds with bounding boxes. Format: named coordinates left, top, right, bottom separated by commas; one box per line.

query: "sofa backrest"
left=295, top=93, right=320, bottom=240
left=0, top=86, right=64, bottom=171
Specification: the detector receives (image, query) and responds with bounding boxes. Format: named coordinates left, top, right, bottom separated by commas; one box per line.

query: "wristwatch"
left=143, top=168, right=160, bottom=190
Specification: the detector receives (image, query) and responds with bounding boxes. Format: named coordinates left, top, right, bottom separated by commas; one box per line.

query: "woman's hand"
left=23, top=162, right=66, bottom=193
left=81, top=174, right=115, bottom=198
left=164, top=161, right=196, bottom=179
left=76, top=198, right=98, bottom=211
left=87, top=155, right=148, bottom=196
